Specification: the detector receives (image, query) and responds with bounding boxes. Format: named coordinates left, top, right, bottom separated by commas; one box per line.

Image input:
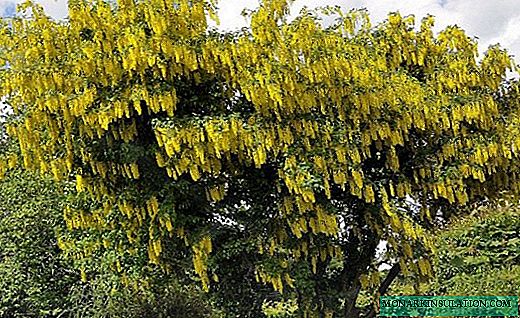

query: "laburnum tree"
left=0, top=0, right=519, bottom=317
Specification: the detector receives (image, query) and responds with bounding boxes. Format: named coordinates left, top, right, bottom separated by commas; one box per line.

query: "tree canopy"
left=0, top=0, right=519, bottom=316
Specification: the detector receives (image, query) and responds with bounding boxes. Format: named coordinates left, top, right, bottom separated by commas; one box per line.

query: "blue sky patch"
left=1, top=2, right=16, bottom=18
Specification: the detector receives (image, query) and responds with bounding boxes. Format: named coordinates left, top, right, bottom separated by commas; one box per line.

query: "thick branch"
left=364, top=262, right=401, bottom=318
left=378, top=262, right=401, bottom=296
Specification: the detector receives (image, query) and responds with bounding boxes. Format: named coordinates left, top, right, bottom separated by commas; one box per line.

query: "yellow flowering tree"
left=1, top=0, right=519, bottom=316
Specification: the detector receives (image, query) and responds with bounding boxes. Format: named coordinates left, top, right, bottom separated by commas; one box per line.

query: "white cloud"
left=210, top=0, right=259, bottom=30
left=34, top=0, right=67, bottom=19
left=485, top=14, right=520, bottom=61
left=442, top=0, right=519, bottom=41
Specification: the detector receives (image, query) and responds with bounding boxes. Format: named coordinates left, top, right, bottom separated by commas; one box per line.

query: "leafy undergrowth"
left=433, top=200, right=520, bottom=296
left=388, top=199, right=520, bottom=297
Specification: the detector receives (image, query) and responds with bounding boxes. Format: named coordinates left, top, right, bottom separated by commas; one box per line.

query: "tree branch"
left=378, top=262, right=401, bottom=296
left=364, top=262, right=401, bottom=318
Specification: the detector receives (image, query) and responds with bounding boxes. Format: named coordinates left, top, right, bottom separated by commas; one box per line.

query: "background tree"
left=0, top=0, right=519, bottom=317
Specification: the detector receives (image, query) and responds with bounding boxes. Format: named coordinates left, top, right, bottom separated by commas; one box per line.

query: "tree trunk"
left=343, top=282, right=362, bottom=318
left=340, top=228, right=379, bottom=318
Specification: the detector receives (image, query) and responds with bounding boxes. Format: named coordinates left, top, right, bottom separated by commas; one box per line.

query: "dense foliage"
left=387, top=199, right=520, bottom=307
left=432, top=200, right=520, bottom=296
left=0, top=0, right=519, bottom=317
left=0, top=119, right=220, bottom=318
left=0, top=153, right=219, bottom=318
left=0, top=166, right=76, bottom=317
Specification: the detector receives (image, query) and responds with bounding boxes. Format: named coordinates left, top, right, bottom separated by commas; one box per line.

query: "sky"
left=0, top=0, right=519, bottom=64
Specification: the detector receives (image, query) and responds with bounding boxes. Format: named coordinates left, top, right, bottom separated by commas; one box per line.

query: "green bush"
left=0, top=169, right=77, bottom=317
left=389, top=200, right=520, bottom=297
left=0, top=168, right=219, bottom=317
left=432, top=201, right=520, bottom=296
